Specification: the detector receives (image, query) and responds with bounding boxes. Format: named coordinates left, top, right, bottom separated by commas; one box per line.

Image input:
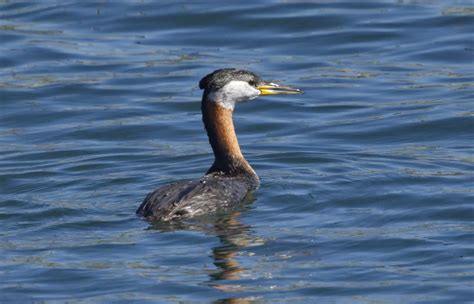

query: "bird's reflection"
left=210, top=213, right=250, bottom=282
left=147, top=196, right=259, bottom=303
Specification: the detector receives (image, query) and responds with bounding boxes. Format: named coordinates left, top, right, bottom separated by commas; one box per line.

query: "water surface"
left=1, top=1, right=473, bottom=303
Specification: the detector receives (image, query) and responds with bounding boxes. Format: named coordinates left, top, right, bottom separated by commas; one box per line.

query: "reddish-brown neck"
left=201, top=98, right=255, bottom=177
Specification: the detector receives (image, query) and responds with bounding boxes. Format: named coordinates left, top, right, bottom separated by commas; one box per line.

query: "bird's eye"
left=248, top=80, right=256, bottom=87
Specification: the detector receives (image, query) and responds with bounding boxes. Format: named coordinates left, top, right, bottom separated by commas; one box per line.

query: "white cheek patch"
left=208, top=81, right=260, bottom=110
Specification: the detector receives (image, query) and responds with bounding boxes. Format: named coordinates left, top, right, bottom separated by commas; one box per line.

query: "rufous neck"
left=201, top=96, right=254, bottom=176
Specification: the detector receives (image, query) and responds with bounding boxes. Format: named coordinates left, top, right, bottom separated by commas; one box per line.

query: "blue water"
left=1, top=1, right=473, bottom=303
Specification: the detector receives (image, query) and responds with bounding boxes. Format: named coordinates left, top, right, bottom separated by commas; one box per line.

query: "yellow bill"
left=258, top=82, right=303, bottom=96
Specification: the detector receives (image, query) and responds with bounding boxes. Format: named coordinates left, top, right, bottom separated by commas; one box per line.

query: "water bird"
left=137, top=68, right=302, bottom=220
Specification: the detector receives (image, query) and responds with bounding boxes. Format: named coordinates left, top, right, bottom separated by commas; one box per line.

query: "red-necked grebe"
left=137, top=68, right=302, bottom=220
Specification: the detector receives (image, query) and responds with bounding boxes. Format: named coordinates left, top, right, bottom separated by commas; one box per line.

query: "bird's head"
left=199, top=68, right=302, bottom=110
